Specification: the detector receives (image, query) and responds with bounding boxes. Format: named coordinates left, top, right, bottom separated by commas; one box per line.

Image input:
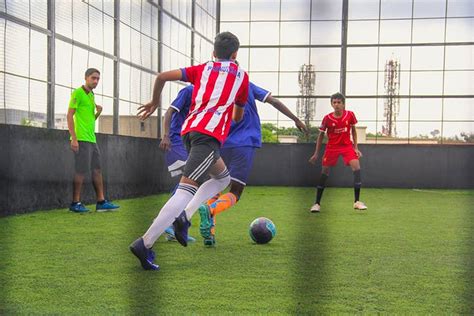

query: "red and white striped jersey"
left=180, top=61, right=249, bottom=144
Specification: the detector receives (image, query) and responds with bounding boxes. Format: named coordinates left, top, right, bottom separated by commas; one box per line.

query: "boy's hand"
left=308, top=154, right=318, bottom=165
left=137, top=102, right=158, bottom=120
left=295, top=119, right=309, bottom=134
left=95, top=104, right=103, bottom=114
left=159, top=135, right=171, bottom=151
left=355, top=149, right=363, bottom=158
left=71, top=139, right=79, bottom=153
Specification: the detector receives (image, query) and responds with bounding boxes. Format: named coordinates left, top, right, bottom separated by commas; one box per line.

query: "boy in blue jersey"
left=161, top=86, right=196, bottom=243
left=163, top=86, right=192, bottom=178
left=160, top=82, right=307, bottom=246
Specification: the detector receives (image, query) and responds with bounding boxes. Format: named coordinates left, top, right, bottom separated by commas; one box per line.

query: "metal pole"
left=191, top=0, right=195, bottom=64
left=340, top=0, right=348, bottom=95
left=157, top=0, right=163, bottom=139
left=216, top=0, right=220, bottom=34
left=47, top=0, right=55, bottom=128
left=113, top=0, right=120, bottom=135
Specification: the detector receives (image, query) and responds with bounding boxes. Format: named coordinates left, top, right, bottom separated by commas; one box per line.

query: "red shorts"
left=322, top=146, right=358, bottom=167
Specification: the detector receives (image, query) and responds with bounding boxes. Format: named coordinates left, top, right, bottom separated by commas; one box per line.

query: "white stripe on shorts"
left=188, top=151, right=214, bottom=181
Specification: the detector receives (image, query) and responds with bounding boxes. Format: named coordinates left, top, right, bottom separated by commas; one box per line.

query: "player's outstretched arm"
left=309, top=132, right=324, bottom=165
left=266, top=96, right=308, bottom=134
left=159, top=107, right=178, bottom=151
left=138, top=69, right=182, bottom=120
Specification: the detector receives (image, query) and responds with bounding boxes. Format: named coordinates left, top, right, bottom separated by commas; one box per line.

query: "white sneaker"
left=354, top=201, right=367, bottom=210
left=310, top=203, right=321, bottom=213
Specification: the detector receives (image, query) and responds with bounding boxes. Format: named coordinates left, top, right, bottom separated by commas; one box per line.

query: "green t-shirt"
left=69, top=87, right=96, bottom=143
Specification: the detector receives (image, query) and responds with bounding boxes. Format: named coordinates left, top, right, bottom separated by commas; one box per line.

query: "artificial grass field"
left=0, top=187, right=472, bottom=314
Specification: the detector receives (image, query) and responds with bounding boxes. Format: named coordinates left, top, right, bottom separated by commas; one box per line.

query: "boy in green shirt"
left=67, top=68, right=119, bottom=213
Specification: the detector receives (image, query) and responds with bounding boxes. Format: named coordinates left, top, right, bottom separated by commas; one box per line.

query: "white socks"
left=142, top=183, right=197, bottom=248
left=184, top=168, right=231, bottom=220
left=141, top=169, right=231, bottom=249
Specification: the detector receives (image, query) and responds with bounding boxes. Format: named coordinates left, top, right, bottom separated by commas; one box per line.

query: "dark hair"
left=214, top=32, right=240, bottom=59
left=85, top=68, right=100, bottom=78
left=330, top=92, right=345, bottom=104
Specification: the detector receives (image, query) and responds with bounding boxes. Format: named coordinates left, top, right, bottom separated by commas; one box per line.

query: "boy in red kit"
left=308, top=92, right=367, bottom=212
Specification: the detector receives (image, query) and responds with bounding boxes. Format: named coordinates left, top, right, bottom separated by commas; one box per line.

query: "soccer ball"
left=249, top=217, right=276, bottom=244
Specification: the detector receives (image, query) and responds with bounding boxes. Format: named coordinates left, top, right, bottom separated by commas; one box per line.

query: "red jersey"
left=319, top=110, right=357, bottom=148
left=180, top=61, right=249, bottom=144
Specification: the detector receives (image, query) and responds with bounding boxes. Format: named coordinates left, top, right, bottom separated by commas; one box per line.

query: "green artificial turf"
left=0, top=187, right=472, bottom=314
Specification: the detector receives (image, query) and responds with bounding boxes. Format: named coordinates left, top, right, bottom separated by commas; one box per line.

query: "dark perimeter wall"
left=248, top=143, right=474, bottom=189
left=1, top=124, right=473, bottom=216
left=0, top=124, right=175, bottom=216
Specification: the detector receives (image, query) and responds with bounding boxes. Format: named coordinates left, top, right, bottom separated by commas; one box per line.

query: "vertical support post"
left=47, top=0, right=55, bottom=128
left=216, top=0, right=220, bottom=34
left=340, top=0, right=349, bottom=95
left=191, top=0, right=196, bottom=65
left=113, top=0, right=120, bottom=135
left=157, top=0, right=163, bottom=138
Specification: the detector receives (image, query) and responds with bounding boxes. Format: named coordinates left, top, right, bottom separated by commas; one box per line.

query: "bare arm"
left=159, top=107, right=178, bottom=151
left=233, top=104, right=245, bottom=122
left=351, top=125, right=362, bottom=157
left=266, top=95, right=308, bottom=133
left=95, top=104, right=103, bottom=120
left=67, top=108, right=79, bottom=152
left=151, top=70, right=182, bottom=106
left=138, top=69, right=183, bottom=120
left=309, top=132, right=325, bottom=164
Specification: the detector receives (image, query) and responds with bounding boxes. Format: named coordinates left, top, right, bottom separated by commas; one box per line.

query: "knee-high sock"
left=184, top=168, right=230, bottom=220
left=209, top=192, right=238, bottom=216
left=353, top=170, right=362, bottom=202
left=142, top=183, right=197, bottom=248
left=315, top=173, right=328, bottom=204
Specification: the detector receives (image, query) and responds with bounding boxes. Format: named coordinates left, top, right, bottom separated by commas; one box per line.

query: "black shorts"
left=182, top=132, right=221, bottom=184
left=74, top=141, right=101, bottom=174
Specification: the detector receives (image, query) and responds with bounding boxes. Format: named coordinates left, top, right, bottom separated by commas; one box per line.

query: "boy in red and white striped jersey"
left=130, top=32, right=249, bottom=271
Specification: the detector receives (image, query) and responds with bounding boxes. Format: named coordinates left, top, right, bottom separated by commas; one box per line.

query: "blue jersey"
left=223, top=82, right=270, bottom=148
left=169, top=85, right=193, bottom=145
left=169, top=82, right=270, bottom=148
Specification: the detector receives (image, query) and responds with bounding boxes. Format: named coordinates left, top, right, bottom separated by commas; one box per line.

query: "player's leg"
left=212, top=146, right=255, bottom=216
left=183, top=157, right=230, bottom=219
left=210, top=180, right=241, bottom=218
left=344, top=148, right=367, bottom=210
left=91, top=144, right=119, bottom=212
left=207, top=147, right=246, bottom=217
left=70, top=141, right=90, bottom=213
left=348, top=159, right=367, bottom=210
left=129, top=174, right=198, bottom=270
left=201, top=180, right=242, bottom=246
left=172, top=133, right=230, bottom=246
left=197, top=147, right=233, bottom=245
left=129, top=134, right=203, bottom=269
left=169, top=156, right=229, bottom=246
left=164, top=144, right=195, bottom=242
left=199, top=147, right=255, bottom=245
left=140, top=133, right=210, bottom=248
left=92, top=168, right=105, bottom=202
left=311, top=149, right=336, bottom=212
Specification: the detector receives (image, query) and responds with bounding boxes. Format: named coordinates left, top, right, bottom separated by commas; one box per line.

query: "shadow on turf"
left=127, top=201, right=163, bottom=315
left=0, top=223, right=8, bottom=314
left=291, top=187, right=330, bottom=314
left=466, top=193, right=474, bottom=314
